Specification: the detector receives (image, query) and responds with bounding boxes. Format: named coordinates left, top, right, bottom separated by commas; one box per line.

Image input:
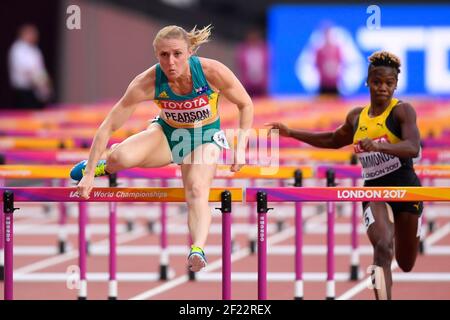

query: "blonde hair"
left=153, top=25, right=212, bottom=53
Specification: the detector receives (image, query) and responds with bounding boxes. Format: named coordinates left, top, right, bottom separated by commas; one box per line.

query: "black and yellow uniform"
left=353, top=98, right=423, bottom=215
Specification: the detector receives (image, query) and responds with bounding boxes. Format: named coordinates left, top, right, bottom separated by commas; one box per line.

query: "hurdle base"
left=43, top=204, right=51, bottom=215
left=126, top=221, right=134, bottom=232
left=294, top=297, right=304, bottom=300
left=108, top=296, right=117, bottom=300
left=419, top=241, right=425, bottom=254
left=58, top=240, right=66, bottom=254
left=428, top=221, right=435, bottom=233
left=276, top=220, right=284, bottom=232
left=159, top=265, right=168, bottom=281
left=147, top=221, right=155, bottom=233
left=350, top=265, right=359, bottom=281
left=77, top=296, right=87, bottom=300
left=325, top=297, right=335, bottom=300
left=249, top=240, right=256, bottom=254
left=0, top=265, right=4, bottom=281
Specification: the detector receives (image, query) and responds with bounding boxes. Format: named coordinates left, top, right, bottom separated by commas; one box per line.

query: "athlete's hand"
left=230, top=163, right=244, bottom=172
left=76, top=174, right=95, bottom=199
left=358, top=138, right=381, bottom=152
left=265, top=122, right=291, bottom=137
left=230, top=151, right=245, bottom=172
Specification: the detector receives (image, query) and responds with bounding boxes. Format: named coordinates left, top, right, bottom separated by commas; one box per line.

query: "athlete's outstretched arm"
left=83, top=68, right=155, bottom=176
left=76, top=68, right=155, bottom=199
left=202, top=58, right=254, bottom=171
left=266, top=107, right=362, bottom=149
left=359, top=103, right=420, bottom=158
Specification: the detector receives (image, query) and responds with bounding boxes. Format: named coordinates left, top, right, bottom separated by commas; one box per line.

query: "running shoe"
left=188, top=245, right=207, bottom=272
left=70, top=159, right=107, bottom=181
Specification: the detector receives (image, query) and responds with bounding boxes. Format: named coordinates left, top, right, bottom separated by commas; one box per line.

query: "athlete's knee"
left=110, top=143, right=120, bottom=151
left=373, top=240, right=394, bottom=265
left=185, top=182, right=209, bottom=200
left=107, top=147, right=132, bottom=168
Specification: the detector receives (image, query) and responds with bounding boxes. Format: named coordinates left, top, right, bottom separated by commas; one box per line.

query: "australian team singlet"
left=153, top=55, right=219, bottom=128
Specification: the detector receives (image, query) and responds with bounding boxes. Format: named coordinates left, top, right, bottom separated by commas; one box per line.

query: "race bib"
left=159, top=95, right=213, bottom=125
left=213, top=130, right=230, bottom=149
left=357, top=151, right=402, bottom=180
left=363, top=206, right=375, bottom=230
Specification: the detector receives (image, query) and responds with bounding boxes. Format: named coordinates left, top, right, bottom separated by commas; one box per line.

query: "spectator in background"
left=8, top=24, right=52, bottom=109
left=314, top=24, right=343, bottom=96
left=236, top=28, right=268, bottom=98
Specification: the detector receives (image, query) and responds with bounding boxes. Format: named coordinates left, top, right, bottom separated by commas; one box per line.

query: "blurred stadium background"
left=1, top=0, right=450, bottom=300
left=1, top=0, right=450, bottom=105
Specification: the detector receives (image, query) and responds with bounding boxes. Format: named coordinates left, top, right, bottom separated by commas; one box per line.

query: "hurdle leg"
left=427, top=214, right=436, bottom=233
left=125, top=178, right=135, bottom=232
left=423, top=178, right=436, bottom=233
left=0, top=201, right=4, bottom=281
left=258, top=210, right=267, bottom=300
left=350, top=179, right=360, bottom=280
left=108, top=202, right=118, bottom=299
left=57, top=204, right=68, bottom=254
left=294, top=202, right=303, bottom=300
left=0, top=179, right=4, bottom=280
left=220, top=191, right=232, bottom=300
left=257, top=191, right=271, bottom=300
left=159, top=180, right=169, bottom=280
left=57, top=179, right=68, bottom=254
left=107, top=173, right=119, bottom=299
left=146, top=179, right=160, bottom=234
left=42, top=179, right=53, bottom=215
left=276, top=179, right=285, bottom=231
left=4, top=206, right=13, bottom=299
left=248, top=202, right=257, bottom=254
left=3, top=191, right=18, bottom=300
left=147, top=220, right=155, bottom=233
left=159, top=201, right=169, bottom=280
left=248, top=179, right=257, bottom=254
left=326, top=201, right=335, bottom=300
left=420, top=176, right=432, bottom=254
left=78, top=202, right=88, bottom=300
left=225, top=179, right=236, bottom=253
left=85, top=206, right=91, bottom=256
left=350, top=200, right=360, bottom=280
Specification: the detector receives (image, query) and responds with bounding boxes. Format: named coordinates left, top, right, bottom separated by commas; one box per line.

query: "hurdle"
left=3, top=147, right=450, bottom=165
left=0, top=149, right=89, bottom=164
left=316, top=164, right=450, bottom=281
left=0, top=137, right=75, bottom=150
left=218, top=165, right=313, bottom=256
left=246, top=186, right=450, bottom=300
left=0, top=164, right=314, bottom=283
left=1, top=187, right=242, bottom=300
left=0, top=165, right=80, bottom=259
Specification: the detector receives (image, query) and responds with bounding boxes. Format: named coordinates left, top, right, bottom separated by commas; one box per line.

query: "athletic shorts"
left=151, top=116, right=229, bottom=164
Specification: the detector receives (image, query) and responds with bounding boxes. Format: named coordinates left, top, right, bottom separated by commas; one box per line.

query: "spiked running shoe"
left=70, top=159, right=107, bottom=181
left=188, top=245, right=207, bottom=272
